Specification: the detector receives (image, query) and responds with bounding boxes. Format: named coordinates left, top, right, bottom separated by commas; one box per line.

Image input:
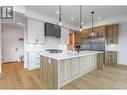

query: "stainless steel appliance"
left=81, top=37, right=105, bottom=51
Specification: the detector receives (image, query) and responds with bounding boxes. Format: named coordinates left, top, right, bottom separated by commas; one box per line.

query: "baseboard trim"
left=3, top=61, right=19, bottom=64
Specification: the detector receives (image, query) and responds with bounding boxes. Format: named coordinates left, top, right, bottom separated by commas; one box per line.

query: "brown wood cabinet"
left=74, top=24, right=118, bottom=45
left=106, top=24, right=119, bottom=44
left=79, top=26, right=106, bottom=40
left=105, top=51, right=117, bottom=64
left=97, top=53, right=104, bottom=69
left=74, top=32, right=82, bottom=43
left=40, top=56, right=58, bottom=89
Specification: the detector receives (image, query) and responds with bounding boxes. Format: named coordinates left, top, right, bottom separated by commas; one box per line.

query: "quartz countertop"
left=40, top=50, right=103, bottom=60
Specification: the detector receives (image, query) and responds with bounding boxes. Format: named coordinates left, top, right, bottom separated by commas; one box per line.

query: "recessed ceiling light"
left=98, top=16, right=101, bottom=20
left=56, top=11, right=59, bottom=14
left=71, top=17, right=74, bottom=21
left=81, top=22, right=84, bottom=25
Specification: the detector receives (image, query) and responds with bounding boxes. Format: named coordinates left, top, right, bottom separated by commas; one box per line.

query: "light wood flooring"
left=62, top=64, right=127, bottom=89
left=0, top=62, right=127, bottom=89
left=0, top=62, right=41, bottom=89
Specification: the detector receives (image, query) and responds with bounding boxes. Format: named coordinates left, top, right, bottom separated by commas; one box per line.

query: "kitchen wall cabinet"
left=106, top=24, right=118, bottom=44
left=105, top=51, right=117, bottom=64
left=75, top=26, right=106, bottom=43
left=74, top=32, right=82, bottom=43
left=98, top=26, right=106, bottom=37
left=61, top=27, right=69, bottom=45
left=28, top=52, right=41, bottom=70
left=27, top=18, right=44, bottom=44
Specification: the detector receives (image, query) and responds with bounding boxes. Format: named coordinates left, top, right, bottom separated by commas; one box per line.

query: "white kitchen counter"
left=40, top=50, right=103, bottom=60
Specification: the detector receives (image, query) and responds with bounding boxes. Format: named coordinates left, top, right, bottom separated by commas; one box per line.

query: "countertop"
left=40, top=50, right=104, bottom=60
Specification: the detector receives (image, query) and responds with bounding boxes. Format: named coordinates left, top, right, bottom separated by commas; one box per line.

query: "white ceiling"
left=26, top=6, right=127, bottom=27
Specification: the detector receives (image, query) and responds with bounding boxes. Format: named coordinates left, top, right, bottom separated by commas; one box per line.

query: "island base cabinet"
left=40, top=57, right=58, bottom=89
left=70, top=58, right=80, bottom=78
left=80, top=55, right=97, bottom=73
left=40, top=54, right=100, bottom=89
left=59, top=55, right=97, bottom=87
left=97, top=53, right=104, bottom=69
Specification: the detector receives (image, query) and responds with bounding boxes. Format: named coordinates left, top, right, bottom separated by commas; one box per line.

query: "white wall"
left=25, top=36, right=67, bottom=52
left=0, top=21, right=2, bottom=74
left=118, top=23, right=127, bottom=65
left=2, top=24, right=24, bottom=62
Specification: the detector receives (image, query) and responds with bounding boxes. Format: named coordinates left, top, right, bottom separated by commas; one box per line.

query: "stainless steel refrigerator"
left=81, top=37, right=105, bottom=51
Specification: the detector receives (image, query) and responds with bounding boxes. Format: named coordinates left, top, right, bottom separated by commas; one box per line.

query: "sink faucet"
left=74, top=42, right=80, bottom=53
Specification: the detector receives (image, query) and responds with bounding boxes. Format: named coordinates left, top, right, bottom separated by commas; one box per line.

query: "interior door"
left=3, top=28, right=18, bottom=63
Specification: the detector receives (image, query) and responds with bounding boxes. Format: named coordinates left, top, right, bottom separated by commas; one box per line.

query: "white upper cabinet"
left=61, top=27, right=69, bottom=44
left=27, top=18, right=44, bottom=44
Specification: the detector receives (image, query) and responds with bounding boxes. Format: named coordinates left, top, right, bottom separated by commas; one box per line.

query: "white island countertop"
left=40, top=50, right=104, bottom=60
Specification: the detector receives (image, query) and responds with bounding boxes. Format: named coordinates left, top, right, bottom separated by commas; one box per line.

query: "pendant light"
left=91, top=11, right=95, bottom=37
left=58, top=5, right=62, bottom=26
left=79, top=5, right=82, bottom=31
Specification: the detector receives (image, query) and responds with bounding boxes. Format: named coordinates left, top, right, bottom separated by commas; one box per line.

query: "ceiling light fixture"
left=91, top=11, right=95, bottom=37
left=98, top=16, right=101, bottom=20
left=71, top=17, right=74, bottom=21
left=81, top=22, right=84, bottom=25
left=79, top=5, right=83, bottom=32
left=58, top=5, right=62, bottom=26
left=56, top=11, right=59, bottom=14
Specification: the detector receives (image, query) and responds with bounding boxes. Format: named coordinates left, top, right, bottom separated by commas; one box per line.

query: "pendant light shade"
left=91, top=11, right=95, bottom=37
left=58, top=5, right=62, bottom=26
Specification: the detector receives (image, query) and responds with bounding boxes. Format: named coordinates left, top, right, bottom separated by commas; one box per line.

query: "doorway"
left=1, top=23, right=24, bottom=64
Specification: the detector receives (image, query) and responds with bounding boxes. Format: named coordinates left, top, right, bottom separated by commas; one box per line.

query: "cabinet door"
left=99, top=26, right=105, bottom=37
left=70, top=58, right=80, bottom=77
left=112, top=25, right=118, bottom=44
left=36, top=21, right=45, bottom=44
left=80, top=56, right=85, bottom=73
left=61, top=27, right=69, bottom=44
left=107, top=26, right=113, bottom=44
left=27, top=18, right=44, bottom=44
left=27, top=18, right=37, bottom=43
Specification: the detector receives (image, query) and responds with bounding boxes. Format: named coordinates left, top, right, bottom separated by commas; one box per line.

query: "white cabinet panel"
left=70, top=58, right=80, bottom=77
left=27, top=18, right=44, bottom=44
left=63, top=59, right=70, bottom=81
left=60, top=61, right=64, bottom=82
left=61, top=27, right=69, bottom=44
left=28, top=52, right=40, bottom=70
left=60, top=59, right=70, bottom=83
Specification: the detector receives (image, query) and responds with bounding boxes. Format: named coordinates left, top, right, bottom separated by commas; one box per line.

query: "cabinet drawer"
left=105, top=51, right=117, bottom=64
left=28, top=52, right=41, bottom=70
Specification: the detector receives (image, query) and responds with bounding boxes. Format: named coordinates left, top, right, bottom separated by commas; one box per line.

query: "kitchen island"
left=40, top=51, right=104, bottom=89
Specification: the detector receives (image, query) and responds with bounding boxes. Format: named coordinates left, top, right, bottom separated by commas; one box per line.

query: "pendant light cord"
left=80, top=6, right=82, bottom=30
left=59, top=5, right=61, bottom=23
left=91, top=11, right=94, bottom=33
